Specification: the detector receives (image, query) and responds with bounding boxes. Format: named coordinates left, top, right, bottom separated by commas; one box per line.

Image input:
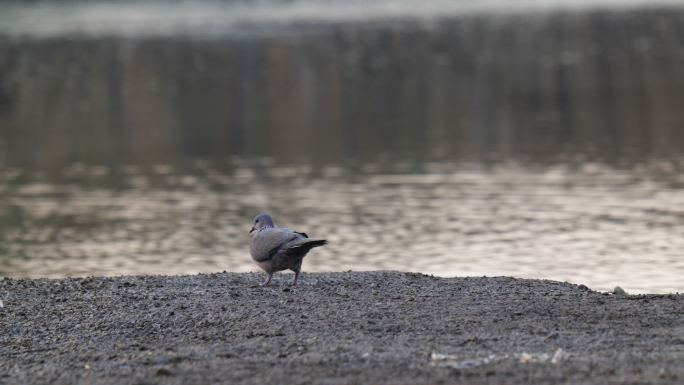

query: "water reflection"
left=2, top=2, right=684, bottom=293
left=1, top=160, right=683, bottom=294
left=3, top=6, right=684, bottom=169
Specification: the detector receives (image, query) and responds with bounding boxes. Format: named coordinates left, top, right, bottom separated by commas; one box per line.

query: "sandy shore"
left=1, top=271, right=683, bottom=384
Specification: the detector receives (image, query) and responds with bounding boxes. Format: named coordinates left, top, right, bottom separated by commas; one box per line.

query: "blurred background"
left=1, top=0, right=684, bottom=293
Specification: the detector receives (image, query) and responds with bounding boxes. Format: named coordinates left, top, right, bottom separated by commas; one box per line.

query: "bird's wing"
left=251, top=228, right=303, bottom=262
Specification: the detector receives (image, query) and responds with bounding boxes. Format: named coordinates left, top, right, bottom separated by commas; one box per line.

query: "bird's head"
left=250, top=213, right=275, bottom=234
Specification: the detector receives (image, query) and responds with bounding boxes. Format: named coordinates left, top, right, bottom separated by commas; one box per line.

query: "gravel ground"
left=1, top=271, right=683, bottom=385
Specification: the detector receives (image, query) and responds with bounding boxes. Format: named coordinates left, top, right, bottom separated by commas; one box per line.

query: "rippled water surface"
left=1, top=161, right=683, bottom=294
left=2, top=0, right=684, bottom=294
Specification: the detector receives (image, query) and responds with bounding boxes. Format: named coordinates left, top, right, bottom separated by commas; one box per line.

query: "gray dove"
left=249, top=213, right=327, bottom=286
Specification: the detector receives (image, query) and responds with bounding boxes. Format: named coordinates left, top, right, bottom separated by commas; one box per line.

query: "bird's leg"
left=260, top=272, right=273, bottom=286
left=290, top=260, right=302, bottom=286
left=291, top=267, right=301, bottom=286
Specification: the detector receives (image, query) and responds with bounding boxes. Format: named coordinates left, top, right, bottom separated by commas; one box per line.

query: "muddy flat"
left=1, top=271, right=682, bottom=384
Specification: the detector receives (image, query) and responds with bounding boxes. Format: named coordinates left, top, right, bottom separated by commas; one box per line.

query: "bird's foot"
left=259, top=274, right=273, bottom=286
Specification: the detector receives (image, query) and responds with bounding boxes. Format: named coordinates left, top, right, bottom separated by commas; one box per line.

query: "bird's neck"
left=253, top=225, right=273, bottom=235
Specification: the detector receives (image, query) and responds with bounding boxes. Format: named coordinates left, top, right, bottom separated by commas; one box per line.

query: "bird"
left=249, top=213, right=327, bottom=286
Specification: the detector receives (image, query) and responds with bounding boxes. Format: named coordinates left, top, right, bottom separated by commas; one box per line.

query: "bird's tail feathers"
left=289, top=239, right=327, bottom=251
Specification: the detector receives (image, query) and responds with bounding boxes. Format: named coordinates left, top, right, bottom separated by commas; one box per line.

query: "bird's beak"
left=249, top=226, right=255, bottom=234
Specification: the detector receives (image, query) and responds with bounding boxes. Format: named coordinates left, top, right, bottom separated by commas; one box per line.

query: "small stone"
left=156, top=368, right=173, bottom=376
left=658, top=368, right=668, bottom=378
left=613, top=286, right=627, bottom=296
left=551, top=348, right=567, bottom=364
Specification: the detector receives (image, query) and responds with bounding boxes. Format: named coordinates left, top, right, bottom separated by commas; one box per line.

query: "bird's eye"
left=255, top=219, right=259, bottom=223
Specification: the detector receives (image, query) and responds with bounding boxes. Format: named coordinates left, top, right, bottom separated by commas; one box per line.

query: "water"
left=1, top=1, right=682, bottom=38
left=2, top=1, right=684, bottom=293
left=1, top=160, right=683, bottom=294
left=4, top=3, right=684, bottom=169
